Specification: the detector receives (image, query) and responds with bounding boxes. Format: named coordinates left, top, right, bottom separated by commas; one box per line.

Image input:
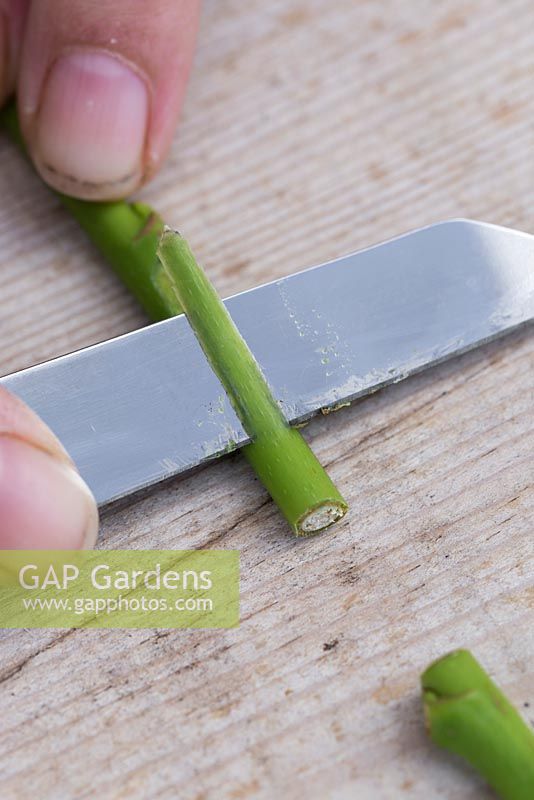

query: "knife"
left=1, top=219, right=533, bottom=507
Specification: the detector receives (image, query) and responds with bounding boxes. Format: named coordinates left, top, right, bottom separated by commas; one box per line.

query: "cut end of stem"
left=421, top=649, right=534, bottom=800
left=297, top=501, right=348, bottom=535
left=161, top=224, right=181, bottom=239
left=421, top=649, right=491, bottom=700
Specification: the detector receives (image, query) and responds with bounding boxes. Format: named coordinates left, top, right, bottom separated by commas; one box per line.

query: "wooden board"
left=1, top=1, right=533, bottom=797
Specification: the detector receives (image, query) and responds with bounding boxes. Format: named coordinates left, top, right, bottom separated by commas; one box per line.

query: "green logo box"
left=0, top=550, right=239, bottom=629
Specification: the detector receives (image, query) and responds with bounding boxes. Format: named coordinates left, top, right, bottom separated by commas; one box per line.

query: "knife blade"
left=2, top=219, right=533, bottom=506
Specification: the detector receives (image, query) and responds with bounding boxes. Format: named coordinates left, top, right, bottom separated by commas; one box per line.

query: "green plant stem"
left=422, top=649, right=534, bottom=800
left=157, top=229, right=348, bottom=535
left=0, top=100, right=177, bottom=321
left=1, top=102, right=347, bottom=534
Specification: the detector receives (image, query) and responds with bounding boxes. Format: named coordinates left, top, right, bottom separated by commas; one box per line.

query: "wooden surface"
left=1, top=1, right=533, bottom=797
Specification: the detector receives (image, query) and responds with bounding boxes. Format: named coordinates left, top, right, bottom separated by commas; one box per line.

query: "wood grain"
left=1, top=1, right=533, bottom=797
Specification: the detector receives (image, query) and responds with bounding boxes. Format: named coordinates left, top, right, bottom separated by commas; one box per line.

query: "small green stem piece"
left=157, top=229, right=348, bottom=535
left=422, top=649, right=534, bottom=800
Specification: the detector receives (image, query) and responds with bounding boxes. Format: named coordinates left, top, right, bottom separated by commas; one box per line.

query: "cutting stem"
left=422, top=649, right=534, bottom=800
left=1, top=103, right=347, bottom=535
left=157, top=229, right=347, bottom=534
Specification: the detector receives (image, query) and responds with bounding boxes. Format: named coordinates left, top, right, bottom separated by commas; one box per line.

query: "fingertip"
left=17, top=0, right=201, bottom=200
left=0, top=435, right=99, bottom=550
left=0, top=387, right=99, bottom=550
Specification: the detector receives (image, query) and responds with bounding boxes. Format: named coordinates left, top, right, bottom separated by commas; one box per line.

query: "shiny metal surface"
left=2, top=219, right=534, bottom=505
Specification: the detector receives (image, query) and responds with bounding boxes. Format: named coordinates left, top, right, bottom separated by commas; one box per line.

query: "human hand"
left=0, top=0, right=201, bottom=548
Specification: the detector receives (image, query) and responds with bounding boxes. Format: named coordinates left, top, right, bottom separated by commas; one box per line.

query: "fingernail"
left=0, top=436, right=99, bottom=550
left=34, top=50, right=148, bottom=199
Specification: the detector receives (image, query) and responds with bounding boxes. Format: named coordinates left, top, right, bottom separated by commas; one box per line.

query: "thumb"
left=17, top=0, right=200, bottom=200
left=0, top=387, right=98, bottom=549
